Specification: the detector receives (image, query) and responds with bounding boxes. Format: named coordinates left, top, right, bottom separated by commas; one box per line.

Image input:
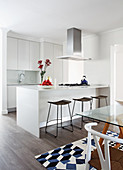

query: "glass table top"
left=76, top=105, right=123, bottom=127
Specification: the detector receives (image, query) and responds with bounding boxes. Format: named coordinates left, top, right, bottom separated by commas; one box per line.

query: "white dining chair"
left=85, top=122, right=123, bottom=170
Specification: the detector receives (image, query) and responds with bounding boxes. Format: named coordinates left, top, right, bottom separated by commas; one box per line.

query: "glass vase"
left=41, top=75, right=44, bottom=84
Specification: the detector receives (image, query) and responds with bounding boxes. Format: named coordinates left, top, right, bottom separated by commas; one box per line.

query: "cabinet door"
left=18, top=40, right=30, bottom=70
left=53, top=44, right=63, bottom=85
left=43, top=42, right=54, bottom=80
left=7, top=86, right=16, bottom=108
left=30, top=41, right=40, bottom=70
left=7, top=37, right=18, bottom=69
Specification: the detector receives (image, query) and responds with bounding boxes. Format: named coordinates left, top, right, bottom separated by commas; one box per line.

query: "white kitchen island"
left=17, top=85, right=109, bottom=138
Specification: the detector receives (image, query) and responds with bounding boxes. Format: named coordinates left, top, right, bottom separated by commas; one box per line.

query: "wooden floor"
left=0, top=112, right=119, bottom=170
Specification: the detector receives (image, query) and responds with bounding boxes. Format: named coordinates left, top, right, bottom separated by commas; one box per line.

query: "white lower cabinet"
left=7, top=86, right=16, bottom=111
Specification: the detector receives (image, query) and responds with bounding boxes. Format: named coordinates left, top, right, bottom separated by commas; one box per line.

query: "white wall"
left=83, top=34, right=99, bottom=84
left=82, top=28, right=123, bottom=104
left=63, top=42, right=84, bottom=83
left=84, top=28, right=123, bottom=85
left=0, top=29, right=8, bottom=114
left=110, top=45, right=123, bottom=106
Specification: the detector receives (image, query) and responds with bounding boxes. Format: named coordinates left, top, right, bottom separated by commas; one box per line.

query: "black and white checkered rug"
left=35, top=131, right=123, bottom=170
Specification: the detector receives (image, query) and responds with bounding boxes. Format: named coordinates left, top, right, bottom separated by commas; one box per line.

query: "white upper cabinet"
left=53, top=44, right=63, bottom=85
left=18, top=40, right=30, bottom=70
left=7, top=38, right=40, bottom=71
left=7, top=37, right=63, bottom=84
left=7, top=37, right=18, bottom=69
left=42, top=42, right=63, bottom=84
left=43, top=42, right=54, bottom=80
left=30, top=41, right=40, bottom=70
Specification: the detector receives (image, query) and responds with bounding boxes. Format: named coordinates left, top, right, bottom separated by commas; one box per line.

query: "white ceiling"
left=0, top=0, right=123, bottom=42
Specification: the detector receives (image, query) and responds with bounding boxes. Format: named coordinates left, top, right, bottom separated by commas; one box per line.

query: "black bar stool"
left=91, top=95, right=108, bottom=108
left=45, top=100, right=73, bottom=137
left=72, top=97, right=92, bottom=129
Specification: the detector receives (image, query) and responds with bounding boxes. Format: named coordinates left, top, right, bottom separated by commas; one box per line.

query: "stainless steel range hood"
left=57, top=28, right=91, bottom=61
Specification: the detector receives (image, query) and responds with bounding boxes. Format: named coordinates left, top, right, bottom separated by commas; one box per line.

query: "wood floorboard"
left=0, top=112, right=119, bottom=170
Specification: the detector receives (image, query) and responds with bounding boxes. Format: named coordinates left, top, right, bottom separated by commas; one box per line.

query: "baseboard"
left=8, top=107, right=16, bottom=113
left=2, top=109, right=8, bottom=114
left=40, top=115, right=81, bottom=128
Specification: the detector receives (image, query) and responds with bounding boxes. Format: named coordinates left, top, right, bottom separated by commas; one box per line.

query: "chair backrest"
left=84, top=122, right=123, bottom=170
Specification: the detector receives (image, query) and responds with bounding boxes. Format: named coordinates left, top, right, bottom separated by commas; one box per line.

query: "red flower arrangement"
left=38, top=59, right=51, bottom=83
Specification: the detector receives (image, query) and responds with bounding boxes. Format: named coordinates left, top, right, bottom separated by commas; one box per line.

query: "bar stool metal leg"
left=62, top=104, right=73, bottom=132
left=72, top=100, right=76, bottom=117
left=98, top=98, right=100, bottom=108
left=81, top=102, right=83, bottom=130
left=61, top=105, right=62, bottom=127
left=105, top=98, right=108, bottom=106
left=81, top=101, right=90, bottom=124
left=72, top=100, right=82, bottom=130
left=45, top=104, right=59, bottom=138
left=81, top=101, right=83, bottom=121
left=81, top=101, right=84, bottom=126
left=81, top=101, right=83, bottom=112
left=68, top=104, right=73, bottom=131
left=90, top=100, right=92, bottom=110
left=55, top=105, right=59, bottom=137
left=45, top=104, right=51, bottom=133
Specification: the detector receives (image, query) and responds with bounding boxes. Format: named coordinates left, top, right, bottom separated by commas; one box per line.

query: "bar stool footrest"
left=45, top=131, right=57, bottom=138
left=46, top=118, right=62, bottom=124
left=72, top=124, right=82, bottom=130
left=62, top=125, right=73, bottom=132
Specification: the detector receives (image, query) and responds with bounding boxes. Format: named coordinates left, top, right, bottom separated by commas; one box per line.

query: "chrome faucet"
left=19, top=72, right=25, bottom=83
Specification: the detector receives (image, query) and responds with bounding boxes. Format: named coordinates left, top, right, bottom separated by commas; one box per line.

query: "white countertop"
left=17, top=84, right=109, bottom=91
left=7, top=83, right=40, bottom=86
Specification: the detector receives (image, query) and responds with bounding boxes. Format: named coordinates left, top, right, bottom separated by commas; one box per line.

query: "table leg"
left=99, top=123, right=109, bottom=146
left=120, top=127, right=123, bottom=136
left=114, top=127, right=123, bottom=149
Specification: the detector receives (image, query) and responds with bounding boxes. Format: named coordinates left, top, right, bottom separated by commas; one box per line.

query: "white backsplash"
left=7, top=70, right=40, bottom=84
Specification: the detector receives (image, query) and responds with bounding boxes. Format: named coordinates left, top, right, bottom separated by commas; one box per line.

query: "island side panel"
left=17, top=87, right=40, bottom=138
left=39, top=88, right=97, bottom=127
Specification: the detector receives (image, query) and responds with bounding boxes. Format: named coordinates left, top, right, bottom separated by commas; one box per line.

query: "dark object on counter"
left=45, top=100, right=73, bottom=137
left=81, top=75, right=88, bottom=85
left=59, top=76, right=90, bottom=87
left=59, top=83, right=90, bottom=87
